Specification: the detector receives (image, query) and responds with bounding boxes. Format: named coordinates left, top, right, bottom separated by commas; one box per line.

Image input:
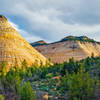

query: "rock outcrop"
left=0, top=15, right=47, bottom=68
left=32, top=36, right=100, bottom=63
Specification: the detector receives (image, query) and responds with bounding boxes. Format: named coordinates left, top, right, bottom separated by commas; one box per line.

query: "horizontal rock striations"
left=0, top=15, right=47, bottom=68
left=32, top=36, right=100, bottom=63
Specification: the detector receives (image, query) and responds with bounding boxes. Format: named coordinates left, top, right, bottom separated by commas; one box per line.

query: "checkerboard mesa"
left=32, top=36, right=100, bottom=64
left=0, top=15, right=49, bottom=69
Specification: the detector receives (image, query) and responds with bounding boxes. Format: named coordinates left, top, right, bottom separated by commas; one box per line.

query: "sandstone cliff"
left=32, top=36, right=100, bottom=63
left=0, top=15, right=47, bottom=67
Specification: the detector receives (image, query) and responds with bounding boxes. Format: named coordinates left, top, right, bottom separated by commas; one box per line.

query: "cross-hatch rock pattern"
left=0, top=15, right=47, bottom=68
left=35, top=40, right=100, bottom=63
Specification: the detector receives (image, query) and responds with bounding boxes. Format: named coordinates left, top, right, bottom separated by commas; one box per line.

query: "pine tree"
left=20, top=82, right=35, bottom=100
left=68, top=66, right=95, bottom=100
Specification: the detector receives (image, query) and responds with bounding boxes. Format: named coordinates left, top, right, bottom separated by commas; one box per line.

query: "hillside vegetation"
left=31, top=40, right=47, bottom=47
left=0, top=55, right=100, bottom=100
left=60, top=36, right=97, bottom=43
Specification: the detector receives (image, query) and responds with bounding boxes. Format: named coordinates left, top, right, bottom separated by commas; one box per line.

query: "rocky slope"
left=31, top=36, right=100, bottom=63
left=0, top=15, right=47, bottom=68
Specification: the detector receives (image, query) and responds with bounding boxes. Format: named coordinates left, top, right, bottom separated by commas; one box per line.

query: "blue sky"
left=0, top=0, right=100, bottom=43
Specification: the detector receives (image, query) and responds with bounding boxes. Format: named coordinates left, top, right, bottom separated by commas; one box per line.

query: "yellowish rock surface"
left=0, top=15, right=47, bottom=67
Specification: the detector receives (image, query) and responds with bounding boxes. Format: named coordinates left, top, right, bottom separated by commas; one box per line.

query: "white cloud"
left=9, top=20, right=29, bottom=37
left=0, top=0, right=100, bottom=42
left=9, top=20, right=44, bottom=42
left=25, top=36, right=44, bottom=43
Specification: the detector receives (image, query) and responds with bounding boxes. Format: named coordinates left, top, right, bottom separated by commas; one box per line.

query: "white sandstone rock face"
left=35, top=40, right=100, bottom=63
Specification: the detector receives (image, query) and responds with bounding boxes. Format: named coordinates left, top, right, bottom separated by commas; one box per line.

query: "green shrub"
left=1, top=61, right=8, bottom=75
left=0, top=94, right=5, bottom=100
left=61, top=66, right=95, bottom=100
left=45, top=73, right=53, bottom=78
left=20, top=82, right=35, bottom=100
